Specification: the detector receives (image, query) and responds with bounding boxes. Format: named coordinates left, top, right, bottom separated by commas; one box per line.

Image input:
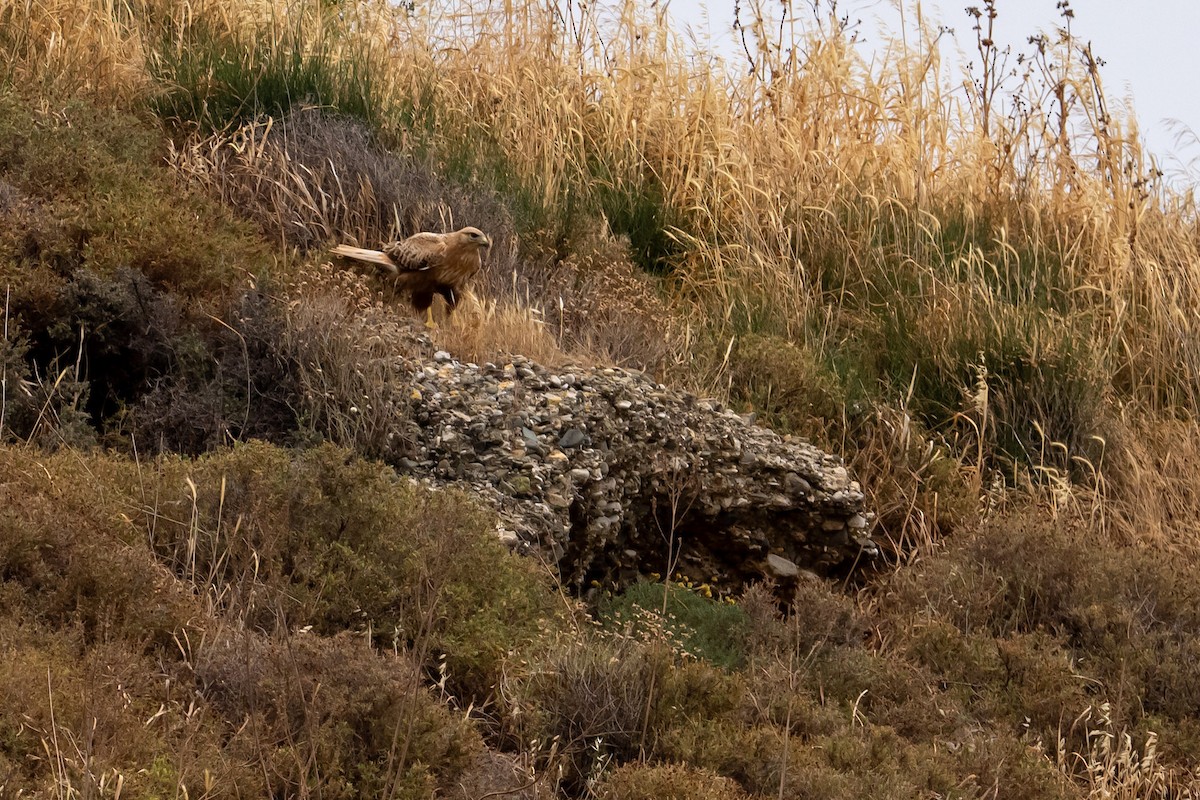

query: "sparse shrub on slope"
left=0, top=447, right=264, bottom=799
left=137, top=441, right=565, bottom=699
left=196, top=629, right=480, bottom=800
left=0, top=443, right=553, bottom=799
left=0, top=93, right=273, bottom=441
left=122, top=286, right=302, bottom=454
left=505, top=635, right=669, bottom=793
left=889, top=508, right=1200, bottom=772
left=0, top=94, right=269, bottom=302
left=596, top=763, right=751, bottom=800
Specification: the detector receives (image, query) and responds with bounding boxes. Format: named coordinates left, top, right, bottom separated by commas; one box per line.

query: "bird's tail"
left=330, top=245, right=398, bottom=274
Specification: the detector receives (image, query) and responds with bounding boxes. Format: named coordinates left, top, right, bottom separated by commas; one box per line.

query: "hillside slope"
left=3, top=0, right=1200, bottom=797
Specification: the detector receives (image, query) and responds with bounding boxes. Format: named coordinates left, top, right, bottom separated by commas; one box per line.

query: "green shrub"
left=890, top=508, right=1200, bottom=761
left=591, top=169, right=684, bottom=275
left=728, top=333, right=847, bottom=438
left=0, top=95, right=270, bottom=308
left=139, top=442, right=563, bottom=699
left=0, top=451, right=193, bottom=646
left=599, top=580, right=749, bottom=669
left=878, top=297, right=1108, bottom=475
left=0, top=447, right=269, bottom=799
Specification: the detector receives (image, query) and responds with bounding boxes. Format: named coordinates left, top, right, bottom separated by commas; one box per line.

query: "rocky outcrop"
left=392, top=348, right=876, bottom=590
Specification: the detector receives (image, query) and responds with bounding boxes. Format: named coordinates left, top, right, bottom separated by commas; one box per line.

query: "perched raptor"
left=331, top=226, right=492, bottom=327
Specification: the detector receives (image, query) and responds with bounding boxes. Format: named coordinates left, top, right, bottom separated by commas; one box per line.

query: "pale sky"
left=665, top=0, right=1200, bottom=183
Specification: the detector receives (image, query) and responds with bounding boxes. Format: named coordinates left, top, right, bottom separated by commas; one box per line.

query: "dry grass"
left=430, top=294, right=580, bottom=367
left=166, top=108, right=676, bottom=372
left=275, top=264, right=426, bottom=461
left=1057, top=704, right=1200, bottom=799
left=4, top=0, right=1196, bottom=396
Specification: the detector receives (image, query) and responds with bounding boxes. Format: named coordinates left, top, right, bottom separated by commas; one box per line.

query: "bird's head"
left=458, top=227, right=492, bottom=253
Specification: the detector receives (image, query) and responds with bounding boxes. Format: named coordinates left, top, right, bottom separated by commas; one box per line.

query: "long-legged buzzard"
left=332, top=227, right=491, bottom=326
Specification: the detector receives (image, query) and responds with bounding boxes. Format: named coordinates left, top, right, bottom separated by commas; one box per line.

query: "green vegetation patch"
left=141, top=442, right=565, bottom=698
left=876, top=296, right=1108, bottom=475
left=149, top=16, right=380, bottom=133
left=0, top=92, right=270, bottom=302
left=598, top=579, right=749, bottom=669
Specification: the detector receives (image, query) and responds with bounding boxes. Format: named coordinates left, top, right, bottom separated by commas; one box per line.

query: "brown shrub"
left=444, top=749, right=552, bottom=800
left=888, top=507, right=1200, bottom=761
left=0, top=450, right=195, bottom=647
left=0, top=94, right=285, bottom=451
left=504, top=635, right=669, bottom=792
left=122, top=287, right=302, bottom=454
left=195, top=629, right=481, bottom=799
left=275, top=264, right=428, bottom=461
left=0, top=448, right=266, bottom=800
left=596, top=762, right=751, bottom=800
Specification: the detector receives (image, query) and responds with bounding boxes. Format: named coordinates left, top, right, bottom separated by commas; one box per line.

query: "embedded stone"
left=767, top=553, right=800, bottom=578
left=558, top=428, right=587, bottom=448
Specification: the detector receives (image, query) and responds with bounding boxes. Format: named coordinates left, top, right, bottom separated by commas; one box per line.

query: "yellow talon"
left=424, top=307, right=437, bottom=329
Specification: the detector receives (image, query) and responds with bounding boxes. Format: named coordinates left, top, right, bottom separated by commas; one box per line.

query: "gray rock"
left=785, top=472, right=812, bottom=494
left=378, top=340, right=873, bottom=589
left=767, top=553, right=800, bottom=578
left=558, top=428, right=587, bottom=449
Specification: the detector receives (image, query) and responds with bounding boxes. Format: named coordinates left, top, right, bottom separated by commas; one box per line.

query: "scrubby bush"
left=0, top=93, right=288, bottom=450
left=596, top=762, right=751, bottom=800
left=196, top=629, right=480, bottom=799
left=728, top=332, right=848, bottom=438
left=137, top=442, right=564, bottom=700
left=506, top=635, right=669, bottom=792
left=0, top=96, right=269, bottom=302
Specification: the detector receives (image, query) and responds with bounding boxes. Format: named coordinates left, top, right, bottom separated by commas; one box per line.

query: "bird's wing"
left=383, top=232, right=446, bottom=273
left=330, top=244, right=399, bottom=274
